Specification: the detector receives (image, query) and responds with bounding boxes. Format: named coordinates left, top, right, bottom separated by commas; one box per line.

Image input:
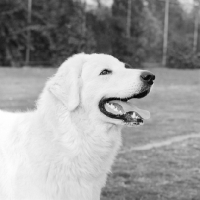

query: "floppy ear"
left=48, top=54, right=88, bottom=111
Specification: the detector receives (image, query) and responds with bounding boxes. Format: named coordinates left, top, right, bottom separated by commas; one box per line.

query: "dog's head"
left=48, top=53, right=155, bottom=127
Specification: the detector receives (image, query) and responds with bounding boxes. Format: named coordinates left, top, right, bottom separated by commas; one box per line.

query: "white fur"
left=0, top=53, right=146, bottom=200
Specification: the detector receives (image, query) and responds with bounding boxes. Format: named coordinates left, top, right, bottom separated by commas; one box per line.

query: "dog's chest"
left=43, top=128, right=121, bottom=199
left=21, top=122, right=122, bottom=199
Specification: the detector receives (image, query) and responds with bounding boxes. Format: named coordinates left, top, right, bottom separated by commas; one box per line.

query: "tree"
left=0, top=0, right=96, bottom=66
left=111, top=0, right=144, bottom=65
left=141, top=3, right=163, bottom=62
left=30, top=0, right=96, bottom=65
left=0, top=0, right=27, bottom=66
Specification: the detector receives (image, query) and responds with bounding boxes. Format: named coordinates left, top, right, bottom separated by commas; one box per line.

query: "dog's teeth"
left=118, top=109, right=122, bottom=113
left=132, top=112, right=136, bottom=118
left=110, top=104, right=114, bottom=109
left=114, top=107, right=120, bottom=113
left=106, top=103, right=123, bottom=114
left=115, top=106, right=123, bottom=114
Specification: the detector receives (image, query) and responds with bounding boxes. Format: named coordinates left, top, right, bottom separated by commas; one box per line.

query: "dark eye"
left=100, top=69, right=112, bottom=75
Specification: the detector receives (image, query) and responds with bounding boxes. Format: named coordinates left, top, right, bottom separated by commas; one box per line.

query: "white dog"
left=0, top=53, right=155, bottom=200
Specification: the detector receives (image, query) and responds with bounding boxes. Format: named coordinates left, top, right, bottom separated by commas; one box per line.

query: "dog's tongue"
left=111, top=100, right=150, bottom=119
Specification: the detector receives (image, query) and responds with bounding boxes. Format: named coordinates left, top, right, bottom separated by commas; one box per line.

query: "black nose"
left=140, top=71, right=155, bottom=85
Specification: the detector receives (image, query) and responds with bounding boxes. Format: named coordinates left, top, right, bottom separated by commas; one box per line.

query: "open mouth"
left=99, top=89, right=151, bottom=126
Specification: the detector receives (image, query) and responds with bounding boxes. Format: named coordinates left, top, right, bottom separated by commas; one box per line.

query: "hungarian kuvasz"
left=0, top=53, right=155, bottom=200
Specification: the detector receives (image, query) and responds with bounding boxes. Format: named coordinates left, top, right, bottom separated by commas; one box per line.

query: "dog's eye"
left=100, top=69, right=112, bottom=75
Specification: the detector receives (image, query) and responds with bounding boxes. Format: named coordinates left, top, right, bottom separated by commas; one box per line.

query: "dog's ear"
left=48, top=54, right=89, bottom=111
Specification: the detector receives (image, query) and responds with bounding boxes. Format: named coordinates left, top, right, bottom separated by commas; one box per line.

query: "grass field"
left=0, top=67, right=200, bottom=199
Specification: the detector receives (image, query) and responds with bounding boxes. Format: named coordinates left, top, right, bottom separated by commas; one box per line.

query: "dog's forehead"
left=86, top=54, right=123, bottom=69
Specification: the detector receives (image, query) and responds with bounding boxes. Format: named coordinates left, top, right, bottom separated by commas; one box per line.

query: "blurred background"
left=0, top=0, right=200, bottom=199
left=1, top=0, right=200, bottom=68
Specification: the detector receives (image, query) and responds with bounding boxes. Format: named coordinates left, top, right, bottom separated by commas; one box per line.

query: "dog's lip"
left=99, top=88, right=150, bottom=125
left=100, top=88, right=150, bottom=104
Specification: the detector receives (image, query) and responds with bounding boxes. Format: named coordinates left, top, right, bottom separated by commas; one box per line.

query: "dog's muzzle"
left=99, top=88, right=151, bottom=126
left=98, top=69, right=155, bottom=126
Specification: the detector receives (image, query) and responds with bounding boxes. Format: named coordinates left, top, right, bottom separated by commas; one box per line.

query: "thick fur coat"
left=0, top=53, right=154, bottom=200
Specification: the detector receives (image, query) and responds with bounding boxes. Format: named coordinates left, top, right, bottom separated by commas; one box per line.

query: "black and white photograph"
left=0, top=0, right=200, bottom=199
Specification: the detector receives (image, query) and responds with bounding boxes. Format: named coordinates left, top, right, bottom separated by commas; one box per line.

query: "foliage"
left=0, top=0, right=27, bottom=66
left=111, top=0, right=144, bottom=66
left=167, top=44, right=200, bottom=69
left=0, top=0, right=198, bottom=68
left=167, top=22, right=200, bottom=69
left=167, top=52, right=200, bottom=69
left=141, top=4, right=163, bottom=62
left=166, top=2, right=200, bottom=69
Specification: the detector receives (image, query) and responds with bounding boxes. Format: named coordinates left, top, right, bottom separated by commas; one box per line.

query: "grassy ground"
left=0, top=67, right=200, bottom=199
left=0, top=67, right=56, bottom=111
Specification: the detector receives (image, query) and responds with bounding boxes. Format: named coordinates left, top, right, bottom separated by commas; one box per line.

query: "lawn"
left=0, top=67, right=200, bottom=200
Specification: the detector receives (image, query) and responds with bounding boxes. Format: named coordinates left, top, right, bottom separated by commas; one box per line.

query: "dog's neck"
left=35, top=90, right=122, bottom=180
left=26, top=86, right=123, bottom=199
